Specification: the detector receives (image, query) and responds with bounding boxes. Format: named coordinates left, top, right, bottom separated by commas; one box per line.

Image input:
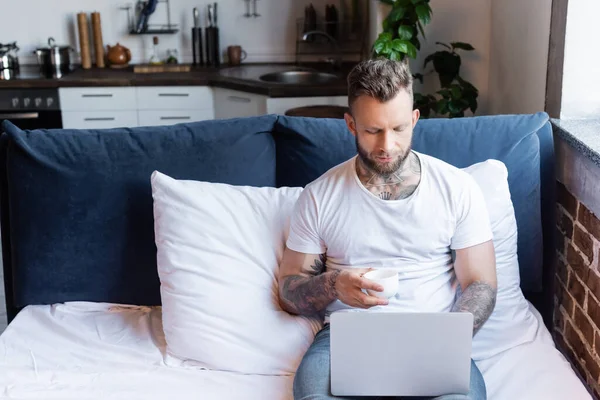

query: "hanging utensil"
left=252, top=0, right=260, bottom=17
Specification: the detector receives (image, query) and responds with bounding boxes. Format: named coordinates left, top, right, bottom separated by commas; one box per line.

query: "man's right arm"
left=278, top=249, right=339, bottom=316
left=278, top=247, right=388, bottom=317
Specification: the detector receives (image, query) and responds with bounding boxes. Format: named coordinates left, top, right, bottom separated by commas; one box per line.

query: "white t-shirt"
left=286, top=151, right=494, bottom=322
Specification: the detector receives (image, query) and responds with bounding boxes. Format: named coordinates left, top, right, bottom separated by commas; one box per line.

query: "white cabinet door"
left=136, top=86, right=214, bottom=111
left=59, top=87, right=137, bottom=111
left=137, top=110, right=214, bottom=127
left=213, top=88, right=268, bottom=119
left=62, top=111, right=139, bottom=129
left=266, top=96, right=347, bottom=116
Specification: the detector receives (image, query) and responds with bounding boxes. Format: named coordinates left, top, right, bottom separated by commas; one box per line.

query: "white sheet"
left=0, top=301, right=591, bottom=400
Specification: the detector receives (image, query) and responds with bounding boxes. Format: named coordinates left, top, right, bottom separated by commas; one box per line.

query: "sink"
left=258, top=70, right=340, bottom=85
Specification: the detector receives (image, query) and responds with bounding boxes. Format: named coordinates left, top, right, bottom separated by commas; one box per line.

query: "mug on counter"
left=227, top=45, right=247, bottom=66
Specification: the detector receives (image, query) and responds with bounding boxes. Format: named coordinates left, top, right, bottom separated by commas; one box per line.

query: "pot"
left=0, top=42, right=20, bottom=73
left=34, top=37, right=74, bottom=78
left=106, top=43, right=131, bottom=67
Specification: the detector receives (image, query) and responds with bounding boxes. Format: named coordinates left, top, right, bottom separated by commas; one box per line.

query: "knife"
left=207, top=4, right=213, bottom=27
left=194, top=7, right=199, bottom=29
left=214, top=3, right=218, bottom=27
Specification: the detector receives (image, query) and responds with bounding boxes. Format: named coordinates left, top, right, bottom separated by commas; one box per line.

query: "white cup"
left=363, top=269, right=399, bottom=299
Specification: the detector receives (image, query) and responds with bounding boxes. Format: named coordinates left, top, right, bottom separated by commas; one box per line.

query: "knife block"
left=192, top=27, right=204, bottom=66
left=205, top=26, right=220, bottom=67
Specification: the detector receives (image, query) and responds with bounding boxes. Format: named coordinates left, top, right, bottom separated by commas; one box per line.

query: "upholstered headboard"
left=0, top=112, right=555, bottom=329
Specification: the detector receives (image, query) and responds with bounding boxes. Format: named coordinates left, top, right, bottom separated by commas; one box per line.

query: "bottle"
left=149, top=36, right=162, bottom=65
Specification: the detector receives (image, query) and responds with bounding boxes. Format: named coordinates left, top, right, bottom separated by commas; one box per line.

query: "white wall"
left=0, top=0, right=363, bottom=65
left=560, top=0, right=600, bottom=119
left=488, top=0, right=552, bottom=115
left=369, top=0, right=492, bottom=116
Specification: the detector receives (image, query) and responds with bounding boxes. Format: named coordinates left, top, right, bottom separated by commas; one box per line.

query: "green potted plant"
left=372, top=0, right=432, bottom=61
left=372, top=1, right=479, bottom=119
left=415, top=42, right=479, bottom=118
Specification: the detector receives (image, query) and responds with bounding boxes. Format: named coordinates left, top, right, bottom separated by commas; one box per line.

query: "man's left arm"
left=452, top=240, right=497, bottom=336
left=450, top=172, right=497, bottom=336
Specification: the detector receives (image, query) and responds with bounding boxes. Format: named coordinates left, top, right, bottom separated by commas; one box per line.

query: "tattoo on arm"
left=451, top=281, right=497, bottom=336
left=308, top=253, right=326, bottom=275
left=280, top=254, right=340, bottom=316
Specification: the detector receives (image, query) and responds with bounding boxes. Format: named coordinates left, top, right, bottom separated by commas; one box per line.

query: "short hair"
left=347, top=58, right=413, bottom=111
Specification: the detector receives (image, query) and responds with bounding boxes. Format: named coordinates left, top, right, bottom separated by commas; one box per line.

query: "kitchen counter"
left=0, top=63, right=352, bottom=97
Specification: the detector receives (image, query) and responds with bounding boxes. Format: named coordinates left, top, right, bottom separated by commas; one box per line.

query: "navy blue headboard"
left=1, top=113, right=556, bottom=330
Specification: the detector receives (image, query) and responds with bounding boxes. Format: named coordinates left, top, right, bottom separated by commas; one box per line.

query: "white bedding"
left=0, top=301, right=591, bottom=400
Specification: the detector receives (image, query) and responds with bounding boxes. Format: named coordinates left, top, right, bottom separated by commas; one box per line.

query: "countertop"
left=0, top=63, right=353, bottom=98
left=552, top=118, right=600, bottom=168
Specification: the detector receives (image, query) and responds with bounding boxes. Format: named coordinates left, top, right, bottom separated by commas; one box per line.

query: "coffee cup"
left=363, top=269, right=398, bottom=299
left=227, top=45, right=247, bottom=66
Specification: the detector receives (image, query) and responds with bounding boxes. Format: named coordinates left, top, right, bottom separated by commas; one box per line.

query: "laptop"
left=329, top=310, right=473, bottom=397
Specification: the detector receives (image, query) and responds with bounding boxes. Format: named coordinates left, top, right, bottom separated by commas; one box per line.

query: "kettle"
left=106, top=43, right=131, bottom=68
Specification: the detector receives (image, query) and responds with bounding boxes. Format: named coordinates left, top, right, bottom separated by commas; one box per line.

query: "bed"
left=0, top=113, right=593, bottom=399
left=0, top=300, right=590, bottom=400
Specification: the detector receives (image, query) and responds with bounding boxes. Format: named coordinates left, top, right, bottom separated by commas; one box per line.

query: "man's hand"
left=335, top=268, right=390, bottom=309
left=278, top=248, right=389, bottom=316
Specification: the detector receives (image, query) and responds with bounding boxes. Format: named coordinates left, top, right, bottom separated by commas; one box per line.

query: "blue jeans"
left=293, top=325, right=486, bottom=400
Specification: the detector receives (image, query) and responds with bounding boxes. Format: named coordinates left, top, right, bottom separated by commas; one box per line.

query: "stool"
left=284, top=105, right=349, bottom=119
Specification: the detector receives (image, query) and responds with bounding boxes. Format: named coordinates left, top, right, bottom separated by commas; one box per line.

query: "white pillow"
left=463, top=160, right=539, bottom=360
left=151, top=171, right=322, bottom=375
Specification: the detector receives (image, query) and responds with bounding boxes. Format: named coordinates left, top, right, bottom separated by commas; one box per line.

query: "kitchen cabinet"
left=59, top=87, right=137, bottom=111
left=61, top=111, right=139, bottom=130
left=136, top=86, right=214, bottom=127
left=137, top=110, right=214, bottom=127
left=213, top=88, right=267, bottom=119
left=60, top=87, right=139, bottom=129
left=59, top=86, right=215, bottom=129
left=60, top=85, right=347, bottom=128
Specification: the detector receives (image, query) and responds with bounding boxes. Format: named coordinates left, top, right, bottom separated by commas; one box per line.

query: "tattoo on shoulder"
left=451, top=281, right=497, bottom=335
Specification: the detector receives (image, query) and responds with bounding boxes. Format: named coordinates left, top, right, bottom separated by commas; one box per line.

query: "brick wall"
left=556, top=182, right=600, bottom=398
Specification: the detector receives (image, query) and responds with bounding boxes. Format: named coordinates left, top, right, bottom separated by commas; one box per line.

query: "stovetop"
left=0, top=65, right=62, bottom=81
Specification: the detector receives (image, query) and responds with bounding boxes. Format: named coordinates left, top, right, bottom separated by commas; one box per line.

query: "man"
left=278, top=58, right=497, bottom=400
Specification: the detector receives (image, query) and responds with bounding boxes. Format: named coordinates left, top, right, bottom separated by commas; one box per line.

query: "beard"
left=355, top=136, right=411, bottom=176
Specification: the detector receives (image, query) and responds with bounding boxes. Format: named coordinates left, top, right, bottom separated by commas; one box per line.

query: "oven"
left=0, top=88, right=62, bottom=133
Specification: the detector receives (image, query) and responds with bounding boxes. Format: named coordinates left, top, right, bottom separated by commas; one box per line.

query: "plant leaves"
left=397, top=25, right=414, bottom=40
left=405, top=42, right=418, bottom=58
left=411, top=0, right=423, bottom=4
left=379, top=32, right=393, bottom=42
left=415, top=4, right=431, bottom=25
left=435, top=42, right=452, bottom=50
left=436, top=99, right=449, bottom=115
left=391, top=39, right=409, bottom=53
left=450, top=85, right=462, bottom=99
left=451, top=42, right=475, bottom=51
left=423, top=54, right=435, bottom=68
left=437, top=88, right=451, bottom=99
left=411, top=36, right=421, bottom=50
left=379, top=0, right=396, bottom=4
left=457, top=76, right=478, bottom=94
left=417, top=21, right=426, bottom=39
left=383, top=41, right=393, bottom=54
left=389, top=6, right=407, bottom=22
left=373, top=40, right=385, bottom=54
left=382, top=18, right=391, bottom=32
left=389, top=51, right=401, bottom=61
left=432, top=51, right=461, bottom=87
left=469, top=98, right=478, bottom=114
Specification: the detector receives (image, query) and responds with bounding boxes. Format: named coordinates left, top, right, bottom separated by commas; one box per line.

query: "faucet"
left=301, top=30, right=342, bottom=70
